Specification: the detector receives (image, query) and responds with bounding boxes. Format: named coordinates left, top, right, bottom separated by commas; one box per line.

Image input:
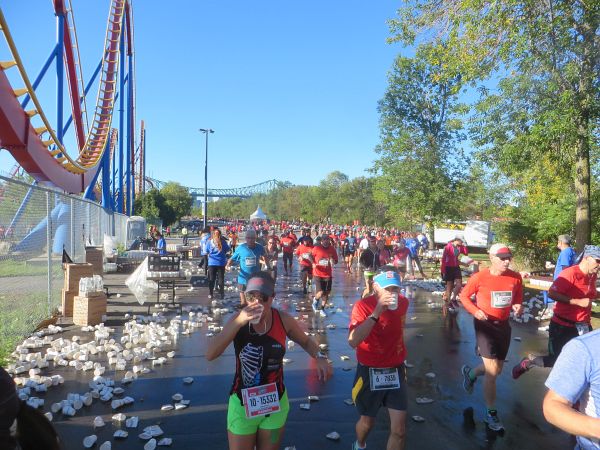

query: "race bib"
left=491, top=291, right=512, bottom=308
left=576, top=323, right=591, bottom=336
left=318, top=258, right=330, bottom=266
left=245, top=256, right=257, bottom=268
left=302, top=253, right=311, bottom=260
left=241, top=383, right=281, bottom=418
left=369, top=368, right=400, bottom=391
left=283, top=242, right=290, bottom=247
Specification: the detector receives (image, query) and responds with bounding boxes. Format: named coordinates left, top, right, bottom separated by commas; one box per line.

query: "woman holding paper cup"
left=206, top=271, right=332, bottom=450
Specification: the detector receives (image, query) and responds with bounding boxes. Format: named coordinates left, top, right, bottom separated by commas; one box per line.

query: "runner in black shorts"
left=352, top=363, right=408, bottom=417
left=348, top=268, right=410, bottom=450
left=474, top=318, right=511, bottom=360
left=459, top=244, right=523, bottom=432
left=313, top=276, right=332, bottom=295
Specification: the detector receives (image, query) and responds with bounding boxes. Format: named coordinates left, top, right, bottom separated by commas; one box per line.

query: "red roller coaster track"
left=0, top=0, right=132, bottom=193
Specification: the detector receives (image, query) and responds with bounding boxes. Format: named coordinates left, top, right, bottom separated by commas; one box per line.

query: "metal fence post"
left=70, top=197, right=74, bottom=258
left=46, top=192, right=52, bottom=317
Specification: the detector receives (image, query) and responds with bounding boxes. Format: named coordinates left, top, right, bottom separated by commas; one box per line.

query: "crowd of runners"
left=195, top=222, right=600, bottom=450
left=3, top=221, right=599, bottom=450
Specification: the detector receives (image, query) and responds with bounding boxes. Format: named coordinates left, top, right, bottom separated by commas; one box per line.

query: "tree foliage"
left=372, top=52, right=470, bottom=227
left=134, top=182, right=192, bottom=225
left=208, top=173, right=386, bottom=225
left=389, top=0, right=600, bottom=250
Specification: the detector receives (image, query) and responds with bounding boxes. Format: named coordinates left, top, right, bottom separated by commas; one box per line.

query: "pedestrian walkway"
left=7, top=255, right=572, bottom=449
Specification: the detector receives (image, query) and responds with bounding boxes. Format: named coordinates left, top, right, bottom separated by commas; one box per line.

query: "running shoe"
left=352, top=441, right=366, bottom=450
left=461, top=365, right=475, bottom=394
left=312, top=298, right=319, bottom=312
left=207, top=294, right=212, bottom=299
left=319, top=309, right=327, bottom=318
left=448, top=303, right=456, bottom=313
left=512, top=357, right=533, bottom=379
left=484, top=409, right=504, bottom=431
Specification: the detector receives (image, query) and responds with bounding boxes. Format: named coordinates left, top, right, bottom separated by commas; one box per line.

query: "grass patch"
left=0, top=291, right=59, bottom=365
left=0, top=259, right=63, bottom=277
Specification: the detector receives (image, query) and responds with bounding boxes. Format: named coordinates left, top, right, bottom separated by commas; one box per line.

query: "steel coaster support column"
left=127, top=51, right=134, bottom=215
left=118, top=13, right=126, bottom=213
left=21, top=44, right=59, bottom=109
left=142, top=126, right=146, bottom=194
left=55, top=10, right=65, bottom=146
left=46, top=192, right=52, bottom=316
left=6, top=181, right=37, bottom=238
left=102, top=135, right=113, bottom=210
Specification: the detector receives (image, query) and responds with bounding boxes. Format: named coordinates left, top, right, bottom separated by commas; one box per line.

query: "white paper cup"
left=388, top=296, right=398, bottom=311
left=250, top=303, right=264, bottom=325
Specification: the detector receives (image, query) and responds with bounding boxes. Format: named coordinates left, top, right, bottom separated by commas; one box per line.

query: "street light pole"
left=199, top=128, right=214, bottom=229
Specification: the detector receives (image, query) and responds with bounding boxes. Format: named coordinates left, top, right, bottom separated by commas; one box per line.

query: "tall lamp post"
left=199, top=128, right=214, bottom=229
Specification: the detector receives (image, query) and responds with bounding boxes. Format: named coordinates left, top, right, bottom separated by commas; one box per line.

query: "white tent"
left=250, top=205, right=267, bottom=221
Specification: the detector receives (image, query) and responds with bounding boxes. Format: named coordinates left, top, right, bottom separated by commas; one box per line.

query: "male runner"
left=460, top=243, right=523, bottom=431
left=226, top=229, right=266, bottom=307
left=349, top=267, right=409, bottom=450
left=311, top=235, right=338, bottom=317
left=343, top=233, right=358, bottom=274
left=513, top=245, right=600, bottom=379
left=280, top=230, right=297, bottom=276
left=295, top=238, right=314, bottom=294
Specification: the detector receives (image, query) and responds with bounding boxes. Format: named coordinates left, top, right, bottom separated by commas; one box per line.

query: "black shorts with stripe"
left=351, top=363, right=407, bottom=417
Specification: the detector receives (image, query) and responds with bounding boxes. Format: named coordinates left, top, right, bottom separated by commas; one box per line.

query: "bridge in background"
left=145, top=177, right=284, bottom=201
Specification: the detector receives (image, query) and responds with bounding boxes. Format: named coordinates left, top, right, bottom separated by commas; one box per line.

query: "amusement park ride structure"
left=0, top=1, right=281, bottom=225
left=0, top=0, right=141, bottom=215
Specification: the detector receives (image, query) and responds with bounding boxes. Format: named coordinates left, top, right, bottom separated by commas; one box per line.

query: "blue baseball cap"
left=373, top=270, right=401, bottom=289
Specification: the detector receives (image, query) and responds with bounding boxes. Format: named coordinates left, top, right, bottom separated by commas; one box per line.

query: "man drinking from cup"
left=348, top=266, right=410, bottom=450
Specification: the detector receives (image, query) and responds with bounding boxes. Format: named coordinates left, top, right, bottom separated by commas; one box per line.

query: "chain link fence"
left=0, top=175, right=128, bottom=362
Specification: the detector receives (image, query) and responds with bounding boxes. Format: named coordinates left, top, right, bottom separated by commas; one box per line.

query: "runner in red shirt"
left=310, top=235, right=338, bottom=317
left=295, top=240, right=314, bottom=295
left=459, top=243, right=523, bottom=432
left=512, top=245, right=600, bottom=380
left=348, top=268, right=409, bottom=450
left=279, top=231, right=297, bottom=276
left=392, top=240, right=410, bottom=282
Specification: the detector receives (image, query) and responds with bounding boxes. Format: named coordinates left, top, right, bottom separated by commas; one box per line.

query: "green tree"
left=389, top=0, right=600, bottom=250
left=134, top=189, right=175, bottom=225
left=372, top=52, right=467, bottom=226
left=159, top=182, right=192, bottom=225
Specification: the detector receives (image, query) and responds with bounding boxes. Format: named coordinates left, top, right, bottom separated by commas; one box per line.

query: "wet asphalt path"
left=39, top=250, right=572, bottom=449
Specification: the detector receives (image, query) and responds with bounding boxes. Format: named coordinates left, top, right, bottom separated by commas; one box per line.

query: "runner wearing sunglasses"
left=206, top=272, right=332, bottom=450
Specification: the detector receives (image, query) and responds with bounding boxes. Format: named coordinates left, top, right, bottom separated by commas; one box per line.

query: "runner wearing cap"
left=459, top=243, right=523, bottom=431
left=348, top=266, right=410, bottom=450
left=206, top=272, right=332, bottom=450
left=512, top=244, right=600, bottom=379
left=226, top=229, right=266, bottom=307
left=311, top=234, right=338, bottom=317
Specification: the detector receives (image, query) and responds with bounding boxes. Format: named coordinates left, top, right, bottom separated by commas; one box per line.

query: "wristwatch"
left=316, top=351, right=328, bottom=359
left=369, top=314, right=379, bottom=323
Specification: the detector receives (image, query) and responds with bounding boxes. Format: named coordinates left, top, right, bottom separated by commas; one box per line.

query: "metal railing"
left=0, top=174, right=128, bottom=361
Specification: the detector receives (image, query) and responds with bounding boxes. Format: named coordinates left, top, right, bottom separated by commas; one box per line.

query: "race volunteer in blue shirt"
left=226, top=229, right=265, bottom=307
left=554, top=234, right=577, bottom=280
left=544, top=329, right=600, bottom=449
left=155, top=232, right=167, bottom=255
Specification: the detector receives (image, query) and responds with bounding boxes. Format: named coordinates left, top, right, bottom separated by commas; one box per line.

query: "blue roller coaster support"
left=117, top=12, right=125, bottom=214
left=127, top=51, right=134, bottom=215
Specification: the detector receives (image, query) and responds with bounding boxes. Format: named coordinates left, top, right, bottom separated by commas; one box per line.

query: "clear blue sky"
left=1, top=0, right=402, bottom=189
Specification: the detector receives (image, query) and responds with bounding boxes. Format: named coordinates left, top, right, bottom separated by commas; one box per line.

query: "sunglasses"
left=246, top=292, right=269, bottom=302
left=497, top=256, right=512, bottom=261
